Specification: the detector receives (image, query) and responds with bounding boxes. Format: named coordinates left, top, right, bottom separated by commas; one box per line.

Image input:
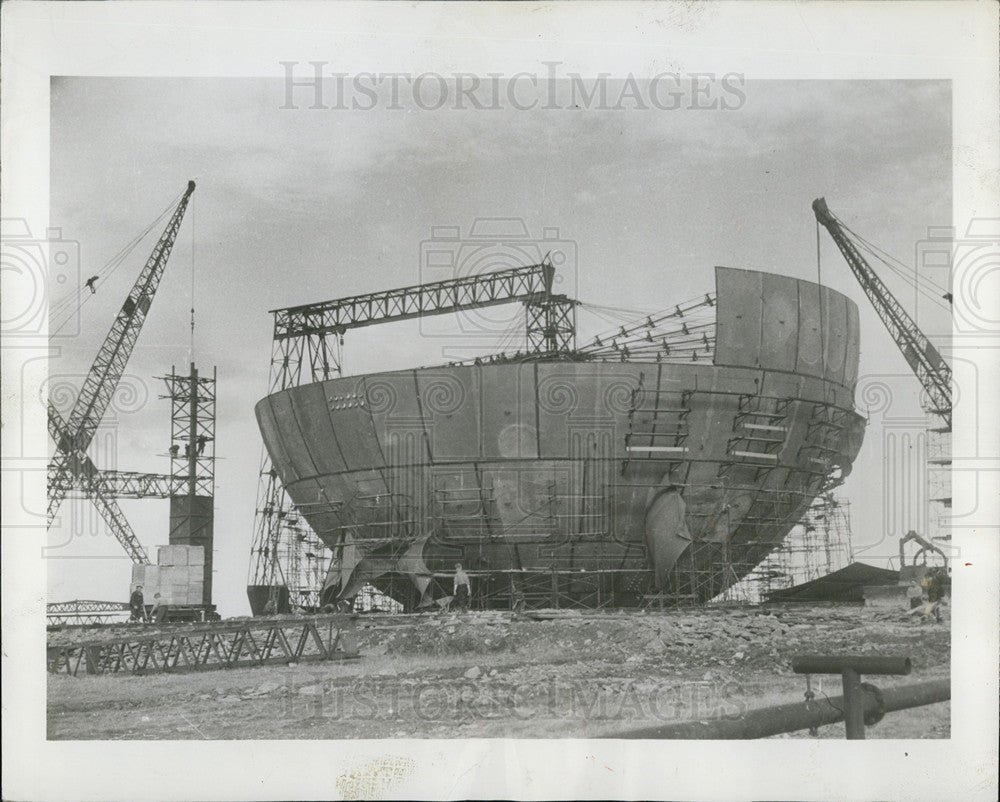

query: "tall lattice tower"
left=160, top=363, right=216, bottom=607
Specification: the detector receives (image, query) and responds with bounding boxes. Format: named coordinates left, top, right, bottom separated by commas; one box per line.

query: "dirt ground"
left=47, top=602, right=950, bottom=740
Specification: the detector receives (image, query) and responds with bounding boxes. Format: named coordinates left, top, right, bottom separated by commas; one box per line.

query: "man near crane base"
left=129, top=584, right=145, bottom=623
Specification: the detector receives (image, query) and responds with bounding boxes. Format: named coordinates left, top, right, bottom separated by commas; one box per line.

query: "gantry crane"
left=248, top=258, right=577, bottom=613
left=812, top=198, right=952, bottom=430
left=47, top=180, right=196, bottom=563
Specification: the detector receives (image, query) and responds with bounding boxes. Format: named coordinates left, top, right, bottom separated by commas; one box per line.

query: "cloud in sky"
left=48, top=76, right=951, bottom=614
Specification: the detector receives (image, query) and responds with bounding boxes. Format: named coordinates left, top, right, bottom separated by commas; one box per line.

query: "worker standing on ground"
left=921, top=568, right=944, bottom=623
left=149, top=593, right=167, bottom=624
left=453, top=563, right=471, bottom=612
left=129, top=584, right=145, bottom=623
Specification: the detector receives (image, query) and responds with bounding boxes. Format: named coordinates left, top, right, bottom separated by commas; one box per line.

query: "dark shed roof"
left=766, top=562, right=899, bottom=603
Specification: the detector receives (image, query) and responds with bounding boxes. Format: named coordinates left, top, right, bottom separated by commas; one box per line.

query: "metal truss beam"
left=272, top=262, right=555, bottom=341
left=47, top=614, right=358, bottom=676
left=47, top=600, right=131, bottom=614
left=254, top=262, right=578, bottom=610
left=47, top=600, right=131, bottom=626
left=160, top=364, right=216, bottom=497
left=47, top=404, right=151, bottom=563
left=53, top=469, right=182, bottom=499
left=525, top=295, right=577, bottom=354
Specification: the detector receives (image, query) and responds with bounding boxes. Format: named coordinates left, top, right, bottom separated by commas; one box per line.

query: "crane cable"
left=189, top=190, right=196, bottom=363
left=817, top=219, right=826, bottom=370
left=837, top=213, right=950, bottom=294
left=830, top=212, right=952, bottom=314
left=49, top=190, right=185, bottom=337
left=49, top=190, right=181, bottom=320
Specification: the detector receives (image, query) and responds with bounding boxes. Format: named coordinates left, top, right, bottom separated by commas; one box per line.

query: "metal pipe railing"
left=607, top=678, right=949, bottom=740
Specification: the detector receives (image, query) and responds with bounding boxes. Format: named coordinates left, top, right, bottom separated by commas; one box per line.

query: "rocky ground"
left=47, top=602, right=950, bottom=740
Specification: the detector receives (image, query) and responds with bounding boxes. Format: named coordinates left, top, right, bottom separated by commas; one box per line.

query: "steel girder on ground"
left=46, top=600, right=131, bottom=626
left=47, top=614, right=359, bottom=676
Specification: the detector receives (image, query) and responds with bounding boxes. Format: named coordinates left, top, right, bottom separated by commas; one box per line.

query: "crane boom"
left=812, top=197, right=952, bottom=429
left=48, top=180, right=196, bottom=527
left=47, top=405, right=151, bottom=563
left=62, top=180, right=196, bottom=453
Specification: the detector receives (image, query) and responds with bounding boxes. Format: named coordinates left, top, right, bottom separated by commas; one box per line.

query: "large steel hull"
left=256, top=268, right=865, bottom=609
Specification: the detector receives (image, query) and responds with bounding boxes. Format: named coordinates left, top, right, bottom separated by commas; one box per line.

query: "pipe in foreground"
left=606, top=678, right=949, bottom=740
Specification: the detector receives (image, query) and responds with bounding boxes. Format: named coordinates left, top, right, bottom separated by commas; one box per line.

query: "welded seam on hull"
left=287, top=385, right=324, bottom=480
left=410, top=370, right=435, bottom=465
left=281, top=447, right=853, bottom=488
left=533, top=363, right=542, bottom=461
left=353, top=376, right=394, bottom=538
left=264, top=394, right=300, bottom=484
left=320, top=380, right=353, bottom=473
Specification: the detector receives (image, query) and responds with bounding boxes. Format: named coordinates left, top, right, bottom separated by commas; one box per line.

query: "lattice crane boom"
left=48, top=180, right=196, bottom=526
left=47, top=404, right=151, bottom=563
left=813, top=198, right=952, bottom=429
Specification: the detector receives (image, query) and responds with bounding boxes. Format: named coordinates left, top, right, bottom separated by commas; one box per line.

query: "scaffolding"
left=247, top=261, right=862, bottom=612
left=278, top=508, right=331, bottom=610
left=247, top=261, right=576, bottom=614
left=725, top=494, right=855, bottom=603
left=353, top=584, right=404, bottom=613
left=926, top=417, right=951, bottom=545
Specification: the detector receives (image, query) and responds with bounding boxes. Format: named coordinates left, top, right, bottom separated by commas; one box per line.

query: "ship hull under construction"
left=255, top=267, right=866, bottom=610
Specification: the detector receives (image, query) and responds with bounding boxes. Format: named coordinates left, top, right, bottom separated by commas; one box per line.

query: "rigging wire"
left=869, top=249, right=952, bottom=313
left=49, top=191, right=181, bottom=318
left=495, top=308, right=527, bottom=353
left=830, top=212, right=952, bottom=314
left=836, top=213, right=949, bottom=294
left=578, top=292, right=716, bottom=347
left=189, top=190, right=196, bottom=363
left=576, top=294, right=717, bottom=356
left=49, top=190, right=184, bottom=337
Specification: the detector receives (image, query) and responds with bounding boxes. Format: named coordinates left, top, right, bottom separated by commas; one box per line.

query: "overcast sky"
left=47, top=77, right=951, bottom=616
